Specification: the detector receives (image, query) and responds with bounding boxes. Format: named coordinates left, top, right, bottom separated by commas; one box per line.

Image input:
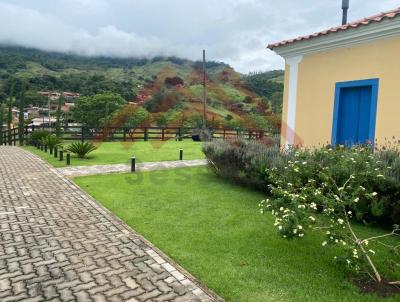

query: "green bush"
left=40, top=134, right=62, bottom=149
left=66, top=142, right=97, bottom=158
left=203, top=140, right=400, bottom=227
left=28, top=131, right=50, bottom=145
left=202, top=137, right=282, bottom=190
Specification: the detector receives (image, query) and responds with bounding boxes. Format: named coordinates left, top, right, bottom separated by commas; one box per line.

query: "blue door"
left=332, top=79, right=379, bottom=146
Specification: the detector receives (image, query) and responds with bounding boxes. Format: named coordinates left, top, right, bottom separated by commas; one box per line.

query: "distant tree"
left=0, top=97, right=5, bottom=145
left=269, top=91, right=284, bottom=114
left=72, top=93, right=126, bottom=127
left=164, top=77, right=184, bottom=87
left=124, top=107, right=150, bottom=129
left=244, top=71, right=284, bottom=115
left=14, top=79, right=29, bottom=145
left=24, top=90, right=47, bottom=107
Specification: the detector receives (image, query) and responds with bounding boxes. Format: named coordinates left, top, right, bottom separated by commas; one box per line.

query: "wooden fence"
left=1, top=125, right=268, bottom=146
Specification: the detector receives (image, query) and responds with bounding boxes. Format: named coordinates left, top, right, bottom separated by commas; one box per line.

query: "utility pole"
left=48, top=94, right=51, bottom=124
left=202, top=49, right=207, bottom=129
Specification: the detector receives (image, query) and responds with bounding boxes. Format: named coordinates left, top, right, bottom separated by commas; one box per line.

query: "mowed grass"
left=74, top=167, right=400, bottom=302
left=24, top=140, right=204, bottom=167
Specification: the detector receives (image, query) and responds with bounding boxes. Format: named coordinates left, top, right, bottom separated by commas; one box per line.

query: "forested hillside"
left=0, top=46, right=284, bottom=131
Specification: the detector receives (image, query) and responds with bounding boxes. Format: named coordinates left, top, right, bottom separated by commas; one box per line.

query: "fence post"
left=66, top=153, right=71, bottom=165
left=50, top=146, right=53, bottom=155
left=44, top=145, right=48, bottom=153
left=54, top=146, right=58, bottom=158
left=144, top=128, right=148, bottom=141
left=13, top=128, right=16, bottom=146
left=180, top=149, right=183, bottom=161
left=178, top=128, right=182, bottom=141
left=59, top=150, right=64, bottom=161
left=162, top=128, right=165, bottom=141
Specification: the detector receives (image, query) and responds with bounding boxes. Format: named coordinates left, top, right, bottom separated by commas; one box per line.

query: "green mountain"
left=0, top=46, right=283, bottom=130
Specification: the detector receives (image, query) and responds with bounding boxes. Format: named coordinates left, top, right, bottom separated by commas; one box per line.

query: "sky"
left=0, top=0, right=399, bottom=73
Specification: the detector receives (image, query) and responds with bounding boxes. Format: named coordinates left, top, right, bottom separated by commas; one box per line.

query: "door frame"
left=331, top=78, right=379, bottom=146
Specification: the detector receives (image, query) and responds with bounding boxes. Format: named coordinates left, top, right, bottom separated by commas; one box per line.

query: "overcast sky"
left=0, top=0, right=399, bottom=73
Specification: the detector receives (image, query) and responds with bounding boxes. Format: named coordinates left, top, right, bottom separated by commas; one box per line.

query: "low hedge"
left=203, top=139, right=400, bottom=227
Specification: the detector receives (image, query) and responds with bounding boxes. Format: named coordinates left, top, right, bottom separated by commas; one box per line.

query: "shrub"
left=40, top=134, right=62, bottom=149
left=260, top=146, right=400, bottom=283
left=28, top=131, right=50, bottom=145
left=202, top=137, right=282, bottom=190
left=66, top=142, right=97, bottom=158
left=203, top=140, right=400, bottom=226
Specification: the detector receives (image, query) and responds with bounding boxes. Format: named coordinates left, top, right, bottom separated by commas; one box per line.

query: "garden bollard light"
left=59, top=150, right=64, bottom=161
left=66, top=153, right=71, bottom=166
left=54, top=146, right=58, bottom=158
left=131, top=156, right=136, bottom=172
left=180, top=149, right=183, bottom=160
left=50, top=146, right=53, bottom=155
left=44, top=145, right=48, bottom=153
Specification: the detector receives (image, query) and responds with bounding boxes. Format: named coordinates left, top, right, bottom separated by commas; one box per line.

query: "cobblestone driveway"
left=0, top=147, right=217, bottom=302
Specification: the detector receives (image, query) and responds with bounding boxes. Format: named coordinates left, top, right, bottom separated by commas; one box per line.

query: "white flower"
left=377, top=174, right=384, bottom=178
left=322, top=241, right=327, bottom=246
left=354, top=197, right=359, bottom=203
left=326, top=231, right=331, bottom=235
left=364, top=240, right=369, bottom=246
left=348, top=211, right=352, bottom=215
left=372, top=192, right=378, bottom=196
left=337, top=219, right=344, bottom=225
left=293, top=229, right=298, bottom=234
left=309, top=216, right=316, bottom=222
left=278, top=225, right=283, bottom=230
left=298, top=225, right=303, bottom=230
left=280, top=207, right=284, bottom=211
left=298, top=233, right=304, bottom=237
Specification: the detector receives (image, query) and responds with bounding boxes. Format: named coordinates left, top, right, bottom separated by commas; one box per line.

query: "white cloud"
left=0, top=0, right=399, bottom=73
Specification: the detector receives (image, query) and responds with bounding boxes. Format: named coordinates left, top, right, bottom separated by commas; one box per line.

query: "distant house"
left=268, top=8, right=400, bottom=148
left=37, top=91, right=80, bottom=101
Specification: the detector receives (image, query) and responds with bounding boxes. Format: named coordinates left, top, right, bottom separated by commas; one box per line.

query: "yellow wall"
left=282, top=36, right=400, bottom=147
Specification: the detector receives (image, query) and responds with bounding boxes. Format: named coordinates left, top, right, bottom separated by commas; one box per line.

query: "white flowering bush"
left=260, top=146, right=400, bottom=283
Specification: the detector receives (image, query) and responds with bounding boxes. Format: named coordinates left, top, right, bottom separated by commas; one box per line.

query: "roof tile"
left=268, top=7, right=400, bottom=49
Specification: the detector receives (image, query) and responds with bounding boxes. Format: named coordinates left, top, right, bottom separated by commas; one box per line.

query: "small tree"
left=260, top=147, right=400, bottom=284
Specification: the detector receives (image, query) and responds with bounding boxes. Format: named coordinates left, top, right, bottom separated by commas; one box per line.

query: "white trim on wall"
left=285, top=55, right=303, bottom=148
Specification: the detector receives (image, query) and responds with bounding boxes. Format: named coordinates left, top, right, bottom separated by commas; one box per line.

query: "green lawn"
left=24, top=140, right=204, bottom=167
left=74, top=167, right=400, bottom=302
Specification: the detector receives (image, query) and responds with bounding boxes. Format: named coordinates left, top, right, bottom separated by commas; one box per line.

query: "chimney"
left=342, top=0, right=350, bottom=25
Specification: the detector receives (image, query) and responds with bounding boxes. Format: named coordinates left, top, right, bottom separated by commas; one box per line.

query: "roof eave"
left=268, top=17, right=400, bottom=59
